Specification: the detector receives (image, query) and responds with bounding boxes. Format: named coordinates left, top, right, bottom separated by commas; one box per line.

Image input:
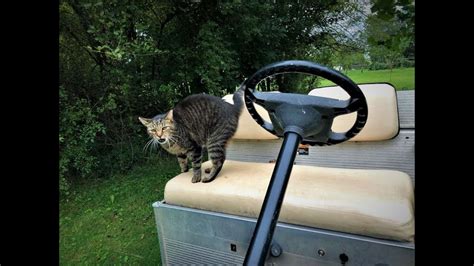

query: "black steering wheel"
left=242, top=60, right=368, bottom=146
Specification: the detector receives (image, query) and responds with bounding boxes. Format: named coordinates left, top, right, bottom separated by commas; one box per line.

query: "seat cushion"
left=164, top=160, right=414, bottom=242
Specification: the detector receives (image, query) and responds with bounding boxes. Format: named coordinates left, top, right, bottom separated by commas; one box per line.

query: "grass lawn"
left=319, top=67, right=414, bottom=90
left=60, top=156, right=180, bottom=265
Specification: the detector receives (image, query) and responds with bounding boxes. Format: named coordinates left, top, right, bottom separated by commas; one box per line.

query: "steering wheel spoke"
left=252, top=91, right=349, bottom=110
left=252, top=91, right=269, bottom=105
left=333, top=97, right=367, bottom=116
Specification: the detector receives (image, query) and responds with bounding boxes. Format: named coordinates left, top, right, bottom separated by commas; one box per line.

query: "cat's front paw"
left=181, top=167, right=189, bottom=173
left=191, top=174, right=201, bottom=183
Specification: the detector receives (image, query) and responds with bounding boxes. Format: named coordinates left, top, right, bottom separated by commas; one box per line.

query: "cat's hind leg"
left=190, top=147, right=203, bottom=183
left=201, top=144, right=225, bottom=183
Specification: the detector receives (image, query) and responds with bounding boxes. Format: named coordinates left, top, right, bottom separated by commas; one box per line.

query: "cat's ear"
left=165, top=110, right=173, bottom=122
left=138, top=117, right=152, bottom=126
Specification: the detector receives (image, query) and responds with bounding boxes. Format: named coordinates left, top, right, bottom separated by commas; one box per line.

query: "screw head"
left=318, top=249, right=325, bottom=257
left=270, top=243, right=282, bottom=257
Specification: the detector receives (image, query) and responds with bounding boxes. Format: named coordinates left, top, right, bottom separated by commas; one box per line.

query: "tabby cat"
left=139, top=88, right=244, bottom=183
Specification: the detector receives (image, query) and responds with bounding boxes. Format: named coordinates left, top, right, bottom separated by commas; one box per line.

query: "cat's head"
left=139, top=110, right=174, bottom=145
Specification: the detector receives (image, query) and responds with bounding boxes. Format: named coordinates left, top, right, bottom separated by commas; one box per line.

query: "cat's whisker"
left=147, top=142, right=153, bottom=155
left=147, top=140, right=155, bottom=155
left=143, top=138, right=153, bottom=152
left=173, top=134, right=185, bottom=141
left=143, top=141, right=150, bottom=152
left=151, top=139, right=159, bottom=152
left=146, top=138, right=156, bottom=152
left=168, top=136, right=178, bottom=144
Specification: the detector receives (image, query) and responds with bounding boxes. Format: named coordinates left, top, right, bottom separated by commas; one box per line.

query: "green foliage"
left=60, top=86, right=106, bottom=195
left=194, top=21, right=238, bottom=95
left=366, top=0, right=414, bottom=69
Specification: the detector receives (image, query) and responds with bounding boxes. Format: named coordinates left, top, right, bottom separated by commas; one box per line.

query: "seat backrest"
left=222, top=94, right=278, bottom=140
left=309, top=83, right=399, bottom=141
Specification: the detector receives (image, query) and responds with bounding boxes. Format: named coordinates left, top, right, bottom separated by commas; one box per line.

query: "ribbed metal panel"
left=164, top=238, right=244, bottom=265
left=227, top=130, right=414, bottom=184
left=397, top=90, right=415, bottom=129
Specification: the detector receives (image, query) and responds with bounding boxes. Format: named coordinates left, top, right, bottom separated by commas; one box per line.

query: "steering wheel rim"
left=242, top=60, right=368, bottom=146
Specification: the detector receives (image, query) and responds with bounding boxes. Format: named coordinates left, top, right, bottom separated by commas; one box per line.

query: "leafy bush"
left=60, top=86, right=105, bottom=194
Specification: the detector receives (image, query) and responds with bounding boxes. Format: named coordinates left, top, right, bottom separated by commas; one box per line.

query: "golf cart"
left=152, top=60, right=415, bottom=265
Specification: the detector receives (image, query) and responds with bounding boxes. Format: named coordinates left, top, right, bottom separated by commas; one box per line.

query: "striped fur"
left=140, top=87, right=244, bottom=183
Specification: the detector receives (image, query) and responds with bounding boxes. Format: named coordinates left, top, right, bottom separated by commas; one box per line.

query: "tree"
left=365, top=0, right=415, bottom=69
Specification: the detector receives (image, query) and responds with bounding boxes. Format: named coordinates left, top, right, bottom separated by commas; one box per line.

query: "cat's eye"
left=163, top=126, right=170, bottom=130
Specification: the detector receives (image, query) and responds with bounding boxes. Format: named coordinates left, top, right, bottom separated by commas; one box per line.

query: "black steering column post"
left=242, top=60, right=368, bottom=266
left=243, top=131, right=301, bottom=265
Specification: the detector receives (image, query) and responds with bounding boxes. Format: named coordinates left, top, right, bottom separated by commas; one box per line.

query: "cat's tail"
left=232, top=84, right=245, bottom=114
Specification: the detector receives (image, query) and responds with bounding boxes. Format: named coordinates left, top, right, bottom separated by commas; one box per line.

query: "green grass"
left=60, top=156, right=180, bottom=265
left=319, top=67, right=414, bottom=90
